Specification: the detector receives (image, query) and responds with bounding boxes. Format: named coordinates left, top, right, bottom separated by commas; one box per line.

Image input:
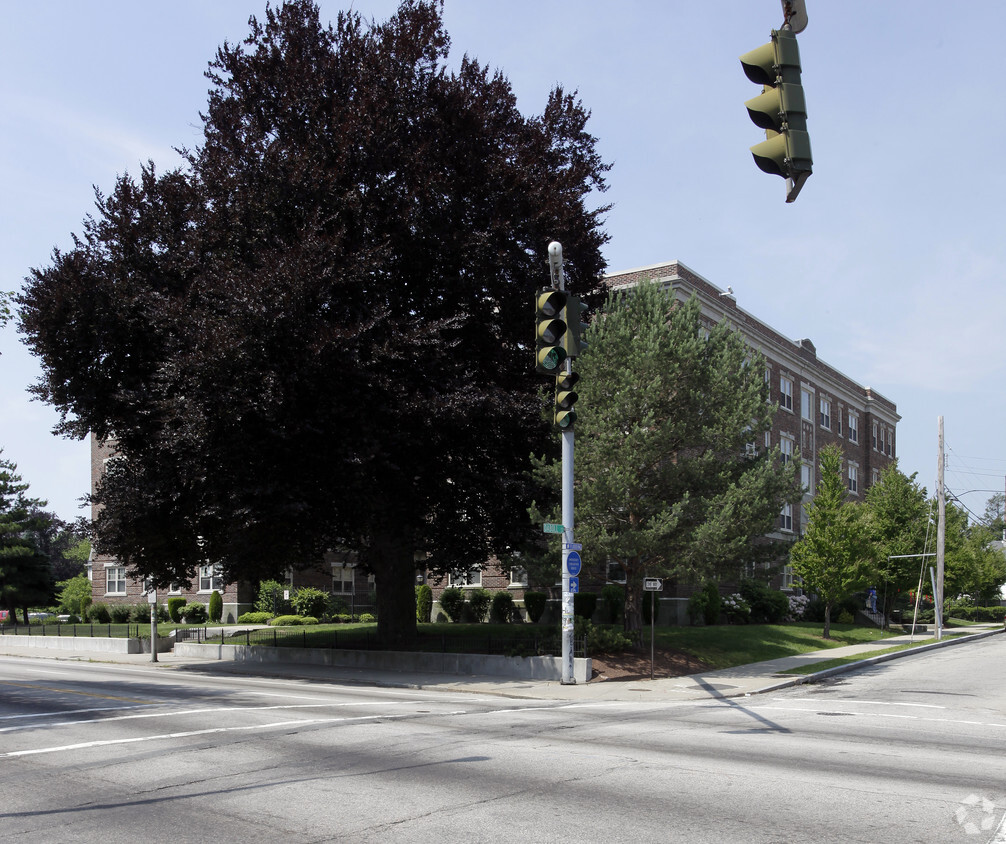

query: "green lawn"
left=647, top=622, right=898, bottom=670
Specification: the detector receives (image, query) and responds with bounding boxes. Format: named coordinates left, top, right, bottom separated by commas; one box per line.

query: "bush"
left=739, top=580, right=789, bottom=624
left=291, top=587, right=328, bottom=619
left=787, top=594, right=810, bottom=621
left=109, top=604, right=131, bottom=624
left=181, top=602, right=208, bottom=624
left=688, top=583, right=720, bottom=625
left=56, top=574, right=91, bottom=616
left=600, top=584, right=624, bottom=623
left=490, top=590, right=514, bottom=623
left=468, top=588, right=491, bottom=623
left=523, top=591, right=548, bottom=624
left=89, top=603, right=111, bottom=624
left=359, top=612, right=376, bottom=623
left=130, top=603, right=155, bottom=623
left=416, top=583, right=433, bottom=623
left=256, top=580, right=290, bottom=615
left=269, top=614, right=304, bottom=626
left=208, top=590, right=223, bottom=622
left=439, top=587, right=466, bottom=623
left=837, top=609, right=855, bottom=625
left=326, top=594, right=349, bottom=618
left=574, top=592, right=598, bottom=620
left=574, top=617, right=634, bottom=653
left=167, top=596, right=187, bottom=623
left=238, top=611, right=274, bottom=623
left=722, top=593, right=751, bottom=624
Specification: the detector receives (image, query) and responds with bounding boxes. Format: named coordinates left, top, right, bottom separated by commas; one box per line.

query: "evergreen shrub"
left=468, top=588, right=491, bottom=623
left=208, top=590, right=223, bottom=622
left=490, top=590, right=514, bottom=623
left=416, top=583, right=433, bottom=623
left=439, top=587, right=466, bottom=622
left=523, top=591, right=548, bottom=623
left=167, top=597, right=187, bottom=623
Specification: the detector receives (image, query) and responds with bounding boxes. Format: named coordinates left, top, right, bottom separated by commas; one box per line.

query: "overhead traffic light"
left=740, top=28, right=812, bottom=202
left=535, top=288, right=568, bottom=375
left=554, top=370, right=580, bottom=429
left=562, top=295, right=589, bottom=358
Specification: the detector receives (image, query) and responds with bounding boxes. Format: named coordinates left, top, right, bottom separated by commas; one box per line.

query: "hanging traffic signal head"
left=554, top=370, right=580, bottom=429
left=535, top=289, right=568, bottom=375
left=562, top=295, right=590, bottom=359
left=740, top=28, right=812, bottom=202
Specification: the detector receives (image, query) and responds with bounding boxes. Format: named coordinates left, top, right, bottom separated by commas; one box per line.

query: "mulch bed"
left=589, top=648, right=712, bottom=682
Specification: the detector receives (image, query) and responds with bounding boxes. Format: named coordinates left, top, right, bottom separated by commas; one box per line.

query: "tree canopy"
left=534, top=281, right=803, bottom=640
left=17, top=0, right=609, bottom=646
left=790, top=443, right=867, bottom=638
left=0, top=454, right=53, bottom=623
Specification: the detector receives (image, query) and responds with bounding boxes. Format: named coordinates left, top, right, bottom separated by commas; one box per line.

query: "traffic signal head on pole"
left=740, top=28, right=812, bottom=202
left=562, top=294, right=589, bottom=359
left=554, top=370, right=580, bottom=429
left=535, top=288, right=568, bottom=375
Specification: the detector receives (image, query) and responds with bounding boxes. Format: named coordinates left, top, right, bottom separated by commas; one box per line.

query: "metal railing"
left=0, top=622, right=142, bottom=639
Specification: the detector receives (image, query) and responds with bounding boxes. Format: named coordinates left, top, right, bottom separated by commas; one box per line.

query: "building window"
left=848, top=463, right=859, bottom=494
left=199, top=564, right=223, bottom=592
left=105, top=566, right=126, bottom=595
left=332, top=564, right=355, bottom=594
left=801, top=463, right=813, bottom=493
left=780, top=375, right=794, bottom=411
left=780, top=503, right=793, bottom=532
left=780, top=435, right=794, bottom=465
left=510, top=567, right=528, bottom=587
left=801, top=389, right=813, bottom=422
left=820, top=398, right=831, bottom=430
left=886, top=429, right=893, bottom=456
left=449, top=567, right=482, bottom=587
left=780, top=565, right=795, bottom=590
left=606, top=561, right=627, bottom=584
left=873, top=422, right=878, bottom=450
left=848, top=413, right=859, bottom=443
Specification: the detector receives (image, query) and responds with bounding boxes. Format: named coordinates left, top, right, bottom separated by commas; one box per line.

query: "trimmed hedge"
left=523, top=591, right=547, bottom=624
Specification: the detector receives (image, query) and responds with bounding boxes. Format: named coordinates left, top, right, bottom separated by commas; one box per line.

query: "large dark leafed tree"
left=17, top=0, right=608, bottom=647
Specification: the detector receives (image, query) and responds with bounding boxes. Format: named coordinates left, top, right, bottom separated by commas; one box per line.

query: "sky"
left=2, top=1, right=1005, bottom=527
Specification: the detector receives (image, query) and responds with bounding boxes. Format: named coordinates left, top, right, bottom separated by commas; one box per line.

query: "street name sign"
left=543, top=523, right=564, bottom=534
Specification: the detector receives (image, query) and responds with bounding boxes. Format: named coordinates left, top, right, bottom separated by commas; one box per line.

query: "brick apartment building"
left=88, top=259, right=899, bottom=622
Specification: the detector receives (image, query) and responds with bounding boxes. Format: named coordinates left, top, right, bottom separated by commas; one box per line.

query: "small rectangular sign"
left=563, top=542, right=582, bottom=551
left=543, top=523, right=565, bottom=534
left=568, top=577, right=579, bottom=594
left=643, top=578, right=663, bottom=592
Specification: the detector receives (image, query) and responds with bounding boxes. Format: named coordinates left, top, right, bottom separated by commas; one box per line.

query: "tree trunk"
left=823, top=601, right=832, bottom=639
left=622, top=567, right=643, bottom=649
left=369, top=534, right=418, bottom=650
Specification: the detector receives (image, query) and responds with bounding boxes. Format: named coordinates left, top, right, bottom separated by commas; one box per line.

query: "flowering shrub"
left=787, top=594, right=810, bottom=621
left=722, top=593, right=751, bottom=624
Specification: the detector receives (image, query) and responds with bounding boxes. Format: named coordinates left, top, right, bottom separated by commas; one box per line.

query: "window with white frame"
left=819, top=398, right=831, bottom=430
left=848, top=413, right=859, bottom=443
left=780, top=503, right=794, bottom=532
left=801, top=462, right=813, bottom=493
left=848, top=462, right=859, bottom=494
left=879, top=426, right=886, bottom=455
left=780, top=375, right=794, bottom=411
left=449, top=567, right=482, bottom=587
left=509, top=567, right=528, bottom=587
left=780, top=564, right=795, bottom=590
left=105, top=565, right=126, bottom=595
left=873, top=422, right=878, bottom=450
left=780, top=435, right=794, bottom=465
left=199, top=564, right=223, bottom=592
left=332, top=564, right=355, bottom=594
left=886, top=429, right=893, bottom=456
left=801, top=388, right=813, bottom=421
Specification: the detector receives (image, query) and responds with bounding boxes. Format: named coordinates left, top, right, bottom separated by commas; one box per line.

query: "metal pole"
left=936, top=416, right=946, bottom=641
left=551, top=241, right=576, bottom=685
left=150, top=599, right=158, bottom=663
left=650, top=590, right=655, bottom=681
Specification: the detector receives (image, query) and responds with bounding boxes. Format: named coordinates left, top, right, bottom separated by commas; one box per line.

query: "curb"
left=743, top=626, right=1005, bottom=696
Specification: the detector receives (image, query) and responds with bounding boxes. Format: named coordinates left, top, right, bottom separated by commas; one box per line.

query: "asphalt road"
left=3, top=638, right=1006, bottom=843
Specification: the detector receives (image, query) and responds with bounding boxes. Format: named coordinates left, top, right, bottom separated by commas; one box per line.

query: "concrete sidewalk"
left=1, top=624, right=1001, bottom=703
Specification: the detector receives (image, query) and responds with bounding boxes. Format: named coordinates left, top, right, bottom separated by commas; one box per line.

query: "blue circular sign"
left=566, top=550, right=582, bottom=577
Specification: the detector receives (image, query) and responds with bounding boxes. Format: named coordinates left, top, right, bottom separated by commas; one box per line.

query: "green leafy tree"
left=56, top=573, right=92, bottom=616
left=0, top=454, right=53, bottom=623
left=790, top=444, right=867, bottom=638
left=982, top=493, right=1004, bottom=539
left=534, top=283, right=803, bottom=643
left=861, top=464, right=931, bottom=622
left=944, top=507, right=1006, bottom=606
left=18, top=0, right=608, bottom=650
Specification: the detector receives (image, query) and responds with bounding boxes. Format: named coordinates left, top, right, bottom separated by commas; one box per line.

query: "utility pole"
left=936, top=416, right=946, bottom=641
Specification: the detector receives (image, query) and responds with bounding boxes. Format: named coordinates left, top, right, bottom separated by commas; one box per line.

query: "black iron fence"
left=176, top=625, right=587, bottom=658
left=0, top=623, right=143, bottom=639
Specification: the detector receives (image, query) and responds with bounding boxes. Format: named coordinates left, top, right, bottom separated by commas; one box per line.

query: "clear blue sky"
left=2, top=1, right=1005, bottom=525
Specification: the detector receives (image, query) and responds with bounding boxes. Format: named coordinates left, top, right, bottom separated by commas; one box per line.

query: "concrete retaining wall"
left=0, top=635, right=143, bottom=655
left=175, top=641, right=591, bottom=683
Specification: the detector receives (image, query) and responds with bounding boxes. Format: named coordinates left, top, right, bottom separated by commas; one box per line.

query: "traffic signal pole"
left=547, top=241, right=576, bottom=684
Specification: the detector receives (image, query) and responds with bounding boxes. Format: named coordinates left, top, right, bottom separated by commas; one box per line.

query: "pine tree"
left=0, top=454, right=52, bottom=623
